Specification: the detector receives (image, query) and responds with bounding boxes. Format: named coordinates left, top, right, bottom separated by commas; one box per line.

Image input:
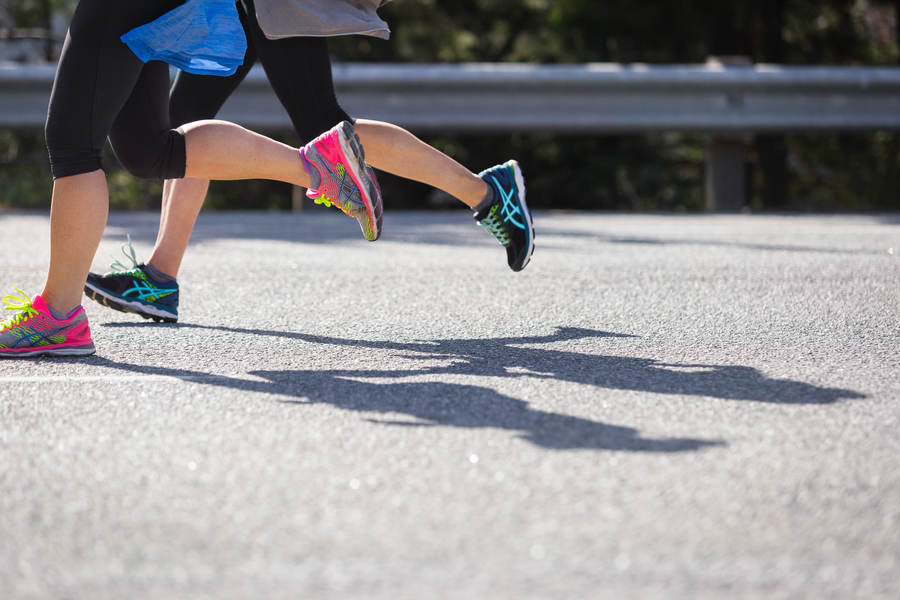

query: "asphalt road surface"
left=1, top=210, right=898, bottom=599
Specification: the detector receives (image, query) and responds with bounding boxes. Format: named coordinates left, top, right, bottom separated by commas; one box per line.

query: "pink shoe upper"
left=0, top=294, right=93, bottom=353
left=300, top=128, right=358, bottom=208
left=298, top=122, right=381, bottom=241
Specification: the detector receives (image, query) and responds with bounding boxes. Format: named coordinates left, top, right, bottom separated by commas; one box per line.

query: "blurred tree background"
left=1, top=0, right=898, bottom=211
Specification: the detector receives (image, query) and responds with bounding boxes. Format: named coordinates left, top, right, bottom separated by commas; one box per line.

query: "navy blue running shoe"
left=84, top=238, right=178, bottom=323
left=474, top=160, right=534, bottom=272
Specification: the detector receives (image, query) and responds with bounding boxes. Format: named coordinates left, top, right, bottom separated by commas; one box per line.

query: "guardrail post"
left=705, top=136, right=748, bottom=211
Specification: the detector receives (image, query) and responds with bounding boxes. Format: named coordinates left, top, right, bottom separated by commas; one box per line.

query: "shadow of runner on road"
left=88, top=353, right=719, bottom=453
left=93, top=324, right=865, bottom=450
left=103, top=323, right=866, bottom=405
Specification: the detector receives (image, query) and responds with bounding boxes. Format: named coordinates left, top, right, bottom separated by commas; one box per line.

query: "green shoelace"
left=478, top=208, right=511, bottom=246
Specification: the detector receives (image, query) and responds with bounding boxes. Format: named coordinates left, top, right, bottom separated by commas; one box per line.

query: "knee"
left=115, top=144, right=159, bottom=179
left=112, top=129, right=186, bottom=180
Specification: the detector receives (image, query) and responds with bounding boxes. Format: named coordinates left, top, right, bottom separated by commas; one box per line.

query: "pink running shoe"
left=300, top=121, right=383, bottom=241
left=0, top=288, right=95, bottom=358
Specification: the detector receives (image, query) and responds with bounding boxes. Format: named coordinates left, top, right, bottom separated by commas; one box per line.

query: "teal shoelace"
left=108, top=235, right=143, bottom=276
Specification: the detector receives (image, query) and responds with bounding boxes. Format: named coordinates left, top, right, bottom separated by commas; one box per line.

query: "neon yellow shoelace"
left=1, top=286, right=37, bottom=330
left=313, top=195, right=354, bottom=218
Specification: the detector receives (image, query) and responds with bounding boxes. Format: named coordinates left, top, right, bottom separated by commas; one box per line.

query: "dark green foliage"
left=0, top=130, right=51, bottom=209
left=332, top=0, right=900, bottom=211
left=406, top=133, right=707, bottom=211
left=1, top=0, right=898, bottom=211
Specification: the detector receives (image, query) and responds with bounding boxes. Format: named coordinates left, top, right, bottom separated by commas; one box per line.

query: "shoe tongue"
left=31, top=294, right=49, bottom=313
left=474, top=202, right=494, bottom=222
left=473, top=188, right=496, bottom=221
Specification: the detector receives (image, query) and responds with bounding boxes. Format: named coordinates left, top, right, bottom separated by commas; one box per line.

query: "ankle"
left=473, top=184, right=495, bottom=215
left=40, top=290, right=81, bottom=319
left=145, top=261, right=177, bottom=283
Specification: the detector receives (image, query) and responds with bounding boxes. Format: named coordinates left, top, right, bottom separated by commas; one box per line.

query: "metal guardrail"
left=2, top=62, right=900, bottom=209
left=333, top=62, right=900, bottom=133
left=3, top=62, right=900, bottom=132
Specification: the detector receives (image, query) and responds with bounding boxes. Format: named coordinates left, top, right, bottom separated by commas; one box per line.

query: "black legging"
left=168, top=0, right=351, bottom=141
left=45, top=0, right=187, bottom=180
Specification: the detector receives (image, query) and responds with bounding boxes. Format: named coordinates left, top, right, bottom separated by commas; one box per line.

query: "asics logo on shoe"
left=301, top=121, right=381, bottom=242
left=324, top=161, right=362, bottom=208
left=124, top=280, right=178, bottom=302
left=9, top=324, right=70, bottom=348
left=491, top=175, right=526, bottom=230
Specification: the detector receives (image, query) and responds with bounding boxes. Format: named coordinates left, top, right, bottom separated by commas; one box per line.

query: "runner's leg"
left=147, top=10, right=261, bottom=277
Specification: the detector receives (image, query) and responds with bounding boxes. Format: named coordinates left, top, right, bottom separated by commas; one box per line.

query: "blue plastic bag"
left=121, top=0, right=247, bottom=76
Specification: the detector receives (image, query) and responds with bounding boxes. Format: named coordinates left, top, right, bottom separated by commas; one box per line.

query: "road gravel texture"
left=1, top=210, right=898, bottom=599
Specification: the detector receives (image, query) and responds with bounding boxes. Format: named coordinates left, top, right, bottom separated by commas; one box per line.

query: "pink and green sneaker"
left=300, top=120, right=383, bottom=242
left=0, top=288, right=95, bottom=358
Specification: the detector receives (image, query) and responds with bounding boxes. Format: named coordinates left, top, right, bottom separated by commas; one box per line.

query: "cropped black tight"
left=44, top=0, right=351, bottom=181
left=45, top=0, right=187, bottom=180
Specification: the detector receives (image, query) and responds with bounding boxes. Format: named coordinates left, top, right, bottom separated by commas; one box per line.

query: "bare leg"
left=149, top=177, right=209, bottom=277
left=42, top=120, right=311, bottom=314
left=41, top=170, right=109, bottom=314
left=181, top=120, right=310, bottom=186
left=354, top=119, right=488, bottom=209
left=144, top=120, right=312, bottom=277
left=142, top=119, right=492, bottom=279
left=149, top=120, right=314, bottom=277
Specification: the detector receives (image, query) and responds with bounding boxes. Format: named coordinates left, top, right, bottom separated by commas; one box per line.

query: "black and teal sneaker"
left=474, top=160, right=534, bottom=272
left=84, top=238, right=178, bottom=323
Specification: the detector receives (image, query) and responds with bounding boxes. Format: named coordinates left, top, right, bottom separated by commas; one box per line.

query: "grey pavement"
left=1, top=210, right=898, bottom=599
